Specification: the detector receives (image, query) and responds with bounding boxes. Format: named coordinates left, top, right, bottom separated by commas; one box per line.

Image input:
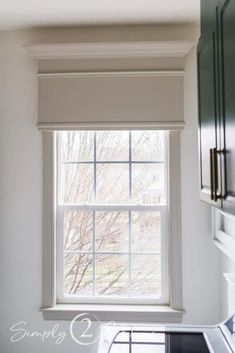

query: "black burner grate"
left=109, top=330, right=210, bottom=353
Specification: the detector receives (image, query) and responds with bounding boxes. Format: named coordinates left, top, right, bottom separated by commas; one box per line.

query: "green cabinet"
left=198, top=29, right=221, bottom=206
left=201, top=0, right=219, bottom=34
left=198, top=0, right=235, bottom=214
left=219, top=0, right=235, bottom=213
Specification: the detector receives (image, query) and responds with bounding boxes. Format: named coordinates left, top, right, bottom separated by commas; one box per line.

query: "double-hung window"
left=56, top=130, right=169, bottom=304
left=35, top=52, right=184, bottom=320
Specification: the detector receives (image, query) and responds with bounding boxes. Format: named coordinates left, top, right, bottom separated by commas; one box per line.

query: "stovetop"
left=97, top=315, right=235, bottom=353
left=109, top=330, right=210, bottom=353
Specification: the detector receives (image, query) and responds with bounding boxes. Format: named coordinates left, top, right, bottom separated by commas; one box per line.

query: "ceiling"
left=0, top=0, right=200, bottom=29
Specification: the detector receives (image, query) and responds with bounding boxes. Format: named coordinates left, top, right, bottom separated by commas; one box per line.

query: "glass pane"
left=61, top=163, right=94, bottom=203
left=95, top=212, right=129, bottom=252
left=96, top=163, right=129, bottom=203
left=64, top=211, right=93, bottom=252
left=64, top=254, right=93, bottom=296
left=96, top=131, right=129, bottom=161
left=95, top=254, right=129, bottom=296
left=131, top=212, right=161, bottom=252
left=60, top=131, right=94, bottom=161
left=131, top=255, right=161, bottom=297
left=131, top=131, right=165, bottom=161
left=132, top=164, right=164, bottom=204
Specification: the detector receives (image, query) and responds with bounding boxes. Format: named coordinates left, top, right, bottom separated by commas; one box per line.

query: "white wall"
left=0, top=27, right=222, bottom=353
left=0, top=30, right=98, bottom=353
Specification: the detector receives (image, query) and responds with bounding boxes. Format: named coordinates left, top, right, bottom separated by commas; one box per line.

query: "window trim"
left=41, top=130, right=183, bottom=321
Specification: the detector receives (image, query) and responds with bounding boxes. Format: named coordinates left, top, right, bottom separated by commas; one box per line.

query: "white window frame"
left=41, top=130, right=183, bottom=322
left=56, top=131, right=168, bottom=305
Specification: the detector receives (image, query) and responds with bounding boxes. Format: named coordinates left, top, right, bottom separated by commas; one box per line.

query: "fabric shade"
left=37, top=72, right=184, bottom=130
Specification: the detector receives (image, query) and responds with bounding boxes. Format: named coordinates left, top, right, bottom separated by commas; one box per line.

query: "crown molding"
left=27, top=41, right=195, bottom=60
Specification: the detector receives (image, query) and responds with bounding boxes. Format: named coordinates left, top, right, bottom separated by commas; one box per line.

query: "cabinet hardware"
left=213, top=149, right=226, bottom=201
left=210, top=148, right=214, bottom=200
left=213, top=147, right=218, bottom=201
left=210, top=148, right=225, bottom=202
left=216, top=149, right=226, bottom=155
left=217, top=149, right=226, bottom=200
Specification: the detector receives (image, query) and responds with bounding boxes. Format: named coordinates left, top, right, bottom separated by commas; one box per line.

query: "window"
left=56, top=130, right=169, bottom=304
left=41, top=129, right=182, bottom=321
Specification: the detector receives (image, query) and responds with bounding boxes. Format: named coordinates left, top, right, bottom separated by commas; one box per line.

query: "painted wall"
left=0, top=27, right=221, bottom=353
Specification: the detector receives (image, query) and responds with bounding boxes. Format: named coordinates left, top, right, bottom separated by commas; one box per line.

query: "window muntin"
left=57, top=131, right=168, bottom=304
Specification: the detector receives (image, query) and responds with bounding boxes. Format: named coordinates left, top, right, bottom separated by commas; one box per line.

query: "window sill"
left=40, top=304, right=184, bottom=322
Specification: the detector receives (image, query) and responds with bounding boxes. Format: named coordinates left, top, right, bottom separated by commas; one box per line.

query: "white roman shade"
left=28, top=40, right=193, bottom=131
left=38, top=72, right=184, bottom=130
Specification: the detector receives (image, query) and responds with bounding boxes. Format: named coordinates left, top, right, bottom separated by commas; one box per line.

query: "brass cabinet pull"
left=217, top=148, right=226, bottom=200
left=210, top=148, right=226, bottom=201
left=213, top=147, right=218, bottom=201
left=210, top=148, right=214, bottom=200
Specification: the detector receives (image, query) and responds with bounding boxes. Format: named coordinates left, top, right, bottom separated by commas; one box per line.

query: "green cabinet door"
left=220, top=0, right=235, bottom=214
left=201, top=0, right=220, bottom=34
left=198, top=27, right=222, bottom=206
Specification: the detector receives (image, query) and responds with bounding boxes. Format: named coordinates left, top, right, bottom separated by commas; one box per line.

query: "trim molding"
left=41, top=304, right=184, bottom=322
left=42, top=132, right=57, bottom=308
left=37, top=121, right=185, bottom=132
left=168, top=131, right=183, bottom=310
left=27, top=41, right=195, bottom=60
left=38, top=70, right=184, bottom=78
